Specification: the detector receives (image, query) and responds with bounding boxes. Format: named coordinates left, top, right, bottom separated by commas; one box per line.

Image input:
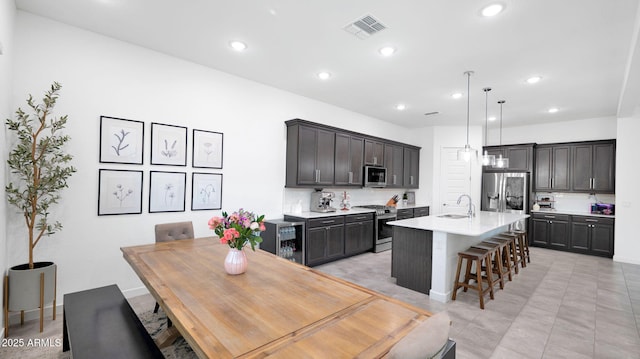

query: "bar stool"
left=494, top=234, right=524, bottom=272
left=511, top=230, right=531, bottom=263
left=484, top=237, right=515, bottom=281
left=498, top=232, right=527, bottom=269
left=471, top=242, right=505, bottom=290
left=452, top=247, right=495, bottom=309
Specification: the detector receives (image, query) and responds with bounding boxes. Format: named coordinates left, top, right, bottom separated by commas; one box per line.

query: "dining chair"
left=152, top=221, right=194, bottom=319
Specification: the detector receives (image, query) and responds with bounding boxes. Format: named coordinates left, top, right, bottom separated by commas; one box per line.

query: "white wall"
left=0, top=0, right=16, bottom=336
left=614, top=117, right=640, bottom=264
left=8, top=12, right=422, bottom=302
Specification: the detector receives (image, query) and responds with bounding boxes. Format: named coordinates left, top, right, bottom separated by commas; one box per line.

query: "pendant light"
left=457, top=71, right=478, bottom=162
left=494, top=100, right=509, bottom=168
left=481, top=87, right=496, bottom=166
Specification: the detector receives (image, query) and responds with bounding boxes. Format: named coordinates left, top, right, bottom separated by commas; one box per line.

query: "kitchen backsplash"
left=283, top=187, right=416, bottom=214
left=534, top=192, right=615, bottom=214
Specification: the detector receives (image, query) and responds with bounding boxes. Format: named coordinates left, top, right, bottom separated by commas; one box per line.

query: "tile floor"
left=2, top=246, right=639, bottom=358
left=315, top=247, right=640, bottom=359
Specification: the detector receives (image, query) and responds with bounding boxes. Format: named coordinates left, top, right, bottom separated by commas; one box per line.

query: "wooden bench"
left=62, top=284, right=163, bottom=359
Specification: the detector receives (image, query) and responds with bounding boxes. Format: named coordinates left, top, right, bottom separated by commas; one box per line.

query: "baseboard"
left=429, top=289, right=450, bottom=303
left=613, top=255, right=640, bottom=265
left=121, top=285, right=150, bottom=299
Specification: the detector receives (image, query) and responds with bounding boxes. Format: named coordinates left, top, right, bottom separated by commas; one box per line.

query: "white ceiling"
left=14, top=0, right=640, bottom=128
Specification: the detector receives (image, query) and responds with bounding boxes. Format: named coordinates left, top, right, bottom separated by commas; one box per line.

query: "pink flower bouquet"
left=208, top=208, right=266, bottom=250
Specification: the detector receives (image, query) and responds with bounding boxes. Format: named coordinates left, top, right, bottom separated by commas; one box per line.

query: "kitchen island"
left=388, top=211, right=529, bottom=302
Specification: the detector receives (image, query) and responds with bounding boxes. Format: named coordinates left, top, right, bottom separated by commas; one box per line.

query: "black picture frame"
left=191, top=173, right=222, bottom=211
left=150, top=122, right=187, bottom=166
left=149, top=171, right=186, bottom=213
left=192, top=129, right=223, bottom=169
left=99, top=116, right=144, bottom=164
left=98, top=169, right=143, bottom=215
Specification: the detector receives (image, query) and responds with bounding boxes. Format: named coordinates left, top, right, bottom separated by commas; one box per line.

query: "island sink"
left=437, top=214, right=470, bottom=219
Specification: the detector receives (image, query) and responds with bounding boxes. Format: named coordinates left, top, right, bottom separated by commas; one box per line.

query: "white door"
left=438, top=147, right=471, bottom=214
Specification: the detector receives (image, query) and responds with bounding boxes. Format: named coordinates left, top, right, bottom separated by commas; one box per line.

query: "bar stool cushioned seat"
left=387, top=311, right=451, bottom=359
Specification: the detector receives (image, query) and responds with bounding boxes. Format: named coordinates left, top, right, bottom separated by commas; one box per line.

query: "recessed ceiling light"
left=481, top=3, right=505, bottom=17
left=229, top=41, right=247, bottom=51
left=317, top=71, right=332, bottom=80
left=488, top=116, right=497, bottom=121
left=396, top=104, right=406, bottom=111
left=548, top=107, right=559, bottom=113
left=451, top=93, right=463, bottom=99
left=526, top=76, right=542, bottom=84
left=379, top=46, right=396, bottom=56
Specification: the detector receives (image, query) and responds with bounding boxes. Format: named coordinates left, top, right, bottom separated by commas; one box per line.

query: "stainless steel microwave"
left=364, top=166, right=387, bottom=187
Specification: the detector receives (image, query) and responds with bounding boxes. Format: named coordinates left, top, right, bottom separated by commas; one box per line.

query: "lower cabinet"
left=570, top=216, right=614, bottom=257
left=344, top=213, right=374, bottom=256
left=531, top=213, right=614, bottom=257
left=285, top=214, right=373, bottom=267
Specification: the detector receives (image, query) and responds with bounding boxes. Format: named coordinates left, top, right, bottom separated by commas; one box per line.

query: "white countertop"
left=395, top=203, right=430, bottom=210
left=388, top=211, right=529, bottom=236
left=283, top=207, right=376, bottom=219
left=531, top=209, right=615, bottom=219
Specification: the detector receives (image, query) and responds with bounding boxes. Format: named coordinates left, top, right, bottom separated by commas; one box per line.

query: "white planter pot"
left=4, top=261, right=57, bottom=336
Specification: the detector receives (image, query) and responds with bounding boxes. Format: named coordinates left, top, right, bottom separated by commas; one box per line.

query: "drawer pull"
left=321, top=220, right=335, bottom=224
left=544, top=215, right=555, bottom=219
left=585, top=219, right=598, bottom=223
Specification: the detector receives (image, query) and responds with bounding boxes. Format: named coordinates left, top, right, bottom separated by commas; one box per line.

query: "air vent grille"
left=344, top=15, right=387, bottom=39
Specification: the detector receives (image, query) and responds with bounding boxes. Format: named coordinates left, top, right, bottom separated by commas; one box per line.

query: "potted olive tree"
left=3, top=82, right=76, bottom=336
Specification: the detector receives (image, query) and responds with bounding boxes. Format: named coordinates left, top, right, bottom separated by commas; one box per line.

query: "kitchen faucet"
left=457, top=194, right=475, bottom=217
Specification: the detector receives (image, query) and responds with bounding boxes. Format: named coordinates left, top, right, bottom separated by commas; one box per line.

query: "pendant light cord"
left=498, top=100, right=505, bottom=146
left=464, top=71, right=474, bottom=145
left=483, top=88, right=491, bottom=145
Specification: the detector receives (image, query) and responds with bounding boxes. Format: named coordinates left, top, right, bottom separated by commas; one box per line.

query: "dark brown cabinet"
left=534, top=145, right=571, bottom=192
left=396, top=208, right=413, bottom=220
left=304, top=216, right=344, bottom=266
left=413, top=206, right=430, bottom=217
left=364, top=139, right=385, bottom=166
left=384, top=144, right=404, bottom=188
left=335, top=133, right=364, bottom=186
left=570, top=216, right=614, bottom=257
left=344, top=213, right=374, bottom=256
left=286, top=123, right=335, bottom=187
left=531, top=213, right=570, bottom=249
left=482, top=144, right=535, bottom=172
left=571, top=141, right=615, bottom=193
left=403, top=147, right=420, bottom=188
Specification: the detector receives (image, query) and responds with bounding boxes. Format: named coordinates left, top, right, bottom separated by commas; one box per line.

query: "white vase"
left=224, top=248, right=247, bottom=275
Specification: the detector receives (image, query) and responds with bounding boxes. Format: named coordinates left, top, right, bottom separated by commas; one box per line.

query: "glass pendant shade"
left=481, top=150, right=496, bottom=166
left=460, top=71, right=477, bottom=162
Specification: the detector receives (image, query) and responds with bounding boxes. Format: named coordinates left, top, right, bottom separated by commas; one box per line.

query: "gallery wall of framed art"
left=96, top=115, right=224, bottom=215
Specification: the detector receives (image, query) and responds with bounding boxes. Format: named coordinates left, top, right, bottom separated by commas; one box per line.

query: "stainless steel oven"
left=356, top=205, right=397, bottom=252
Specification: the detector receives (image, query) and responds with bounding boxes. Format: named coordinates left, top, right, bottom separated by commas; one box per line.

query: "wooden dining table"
left=121, top=238, right=434, bottom=358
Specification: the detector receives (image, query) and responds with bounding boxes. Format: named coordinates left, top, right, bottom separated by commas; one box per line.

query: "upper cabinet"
left=384, top=144, right=404, bottom=188
left=535, top=145, right=571, bottom=192
left=285, top=119, right=421, bottom=188
left=364, top=139, right=385, bottom=166
left=403, top=147, right=420, bottom=188
left=482, top=144, right=535, bottom=172
left=571, top=141, right=615, bottom=193
left=534, top=140, right=615, bottom=194
left=286, top=123, right=335, bottom=187
left=334, top=133, right=364, bottom=187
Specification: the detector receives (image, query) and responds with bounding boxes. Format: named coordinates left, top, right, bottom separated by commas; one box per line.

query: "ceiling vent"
left=343, top=15, right=387, bottom=39
left=424, top=112, right=440, bottom=116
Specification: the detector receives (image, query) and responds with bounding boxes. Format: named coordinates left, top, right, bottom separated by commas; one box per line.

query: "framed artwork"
left=192, top=129, right=223, bottom=169
left=98, top=169, right=143, bottom=215
left=191, top=173, right=222, bottom=211
left=149, top=171, right=186, bottom=213
left=99, top=116, right=144, bottom=164
left=151, top=122, right=187, bottom=166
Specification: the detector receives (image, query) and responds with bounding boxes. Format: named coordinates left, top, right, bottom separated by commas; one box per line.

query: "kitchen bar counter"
left=389, top=211, right=529, bottom=302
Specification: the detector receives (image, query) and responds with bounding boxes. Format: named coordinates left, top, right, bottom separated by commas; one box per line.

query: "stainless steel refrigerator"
left=481, top=171, right=530, bottom=231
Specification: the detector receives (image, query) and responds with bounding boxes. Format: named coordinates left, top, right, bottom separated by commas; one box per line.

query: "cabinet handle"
left=315, top=169, right=320, bottom=183
left=585, top=219, right=598, bottom=223
left=544, top=215, right=555, bottom=219
left=321, top=220, right=334, bottom=224
left=373, top=156, right=378, bottom=165
left=348, top=171, right=353, bottom=184
left=393, top=174, right=397, bottom=185
left=410, top=175, right=414, bottom=185
left=549, top=221, right=553, bottom=224
left=592, top=178, right=596, bottom=189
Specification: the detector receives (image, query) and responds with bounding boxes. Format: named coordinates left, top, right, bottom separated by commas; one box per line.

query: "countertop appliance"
left=364, top=166, right=387, bottom=188
left=481, top=171, right=530, bottom=231
left=355, top=205, right=397, bottom=252
left=310, top=191, right=336, bottom=213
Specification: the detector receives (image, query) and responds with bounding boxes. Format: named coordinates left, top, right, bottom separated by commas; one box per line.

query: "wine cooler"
left=262, top=220, right=306, bottom=265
